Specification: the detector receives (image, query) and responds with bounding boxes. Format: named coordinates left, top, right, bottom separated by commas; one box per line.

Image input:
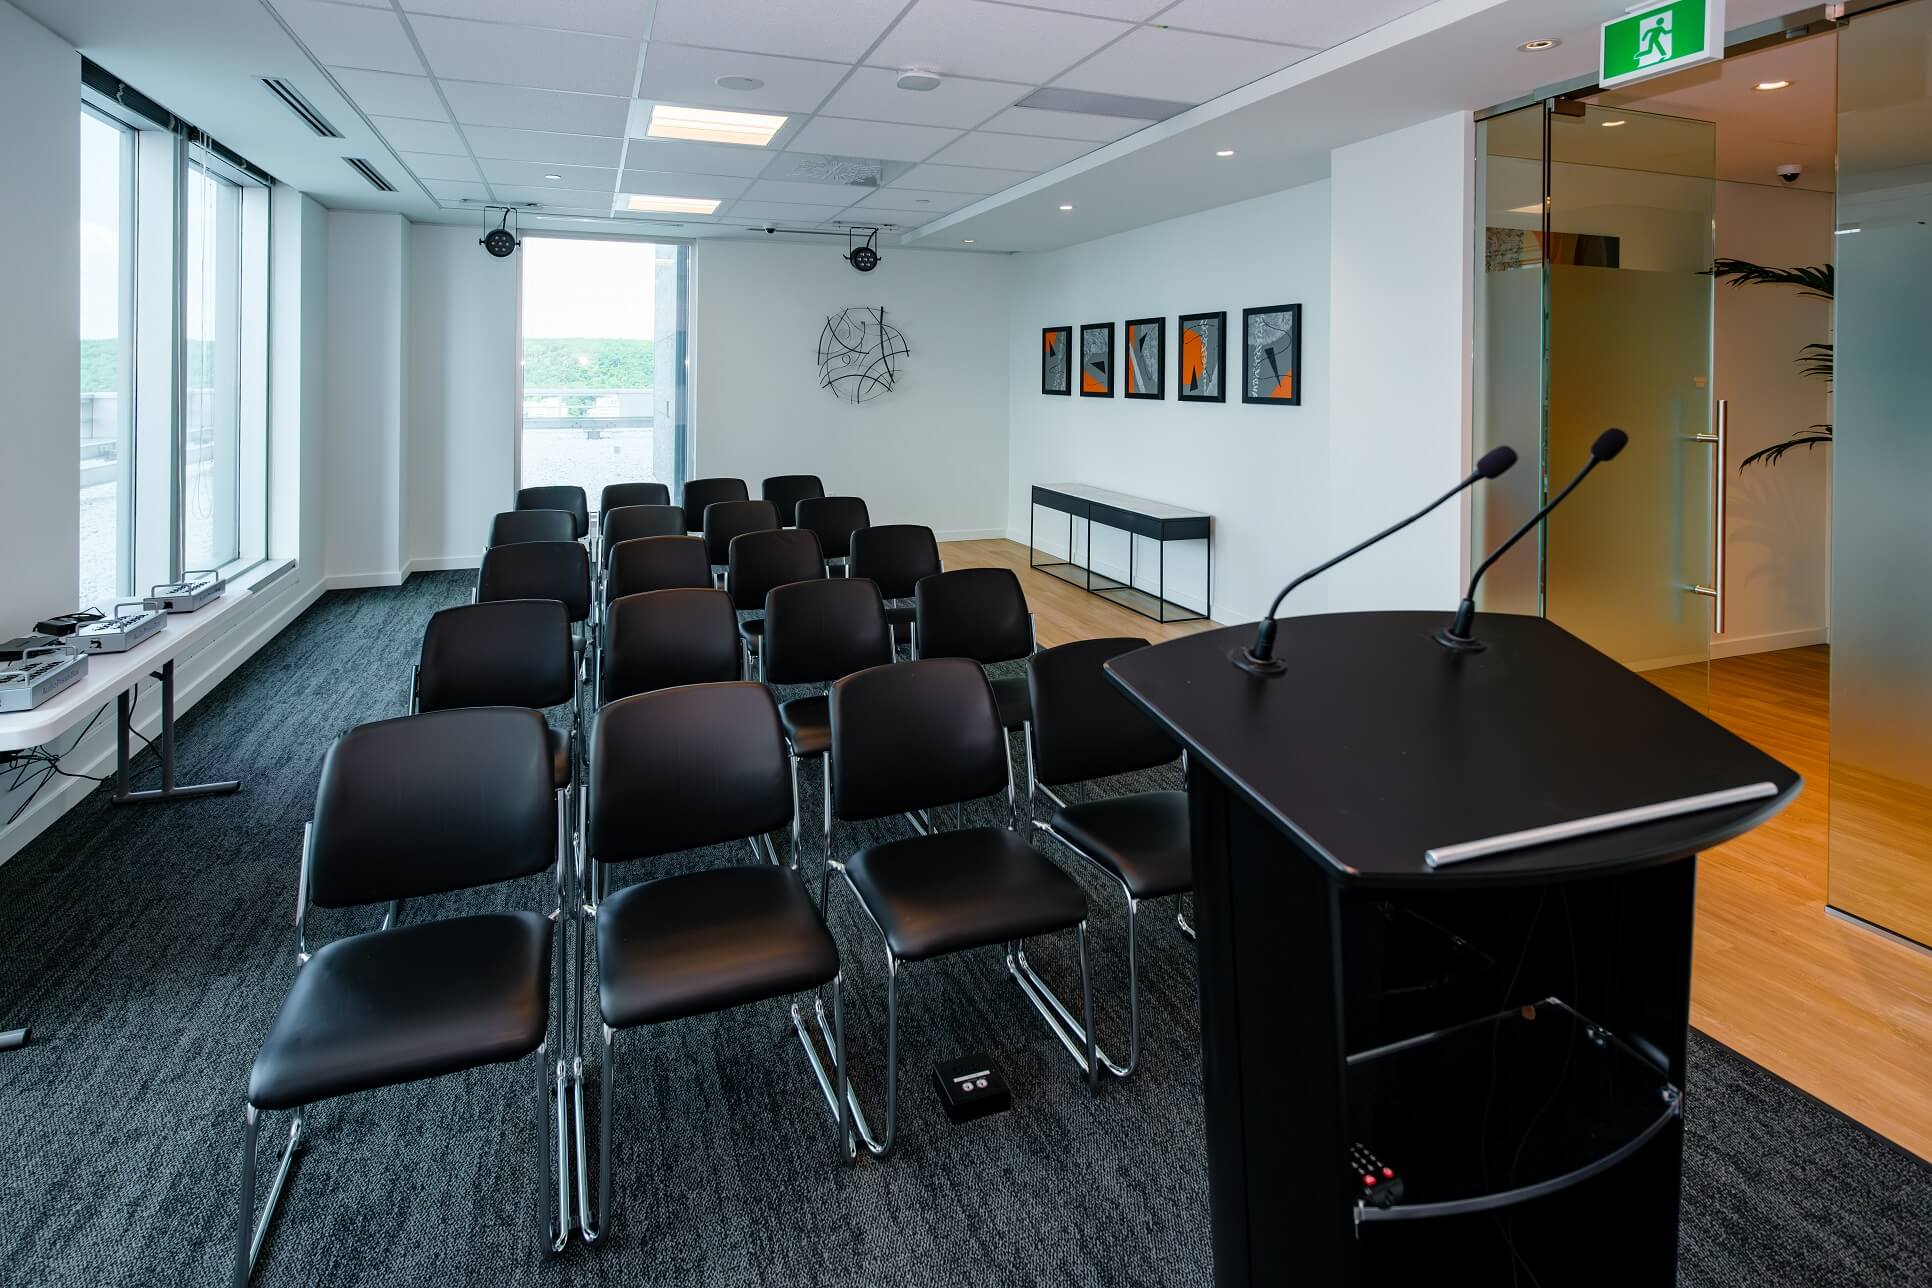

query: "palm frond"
left=1796, top=342, right=1834, bottom=383
left=1709, top=258, right=1834, bottom=300
left=1738, top=426, right=1833, bottom=469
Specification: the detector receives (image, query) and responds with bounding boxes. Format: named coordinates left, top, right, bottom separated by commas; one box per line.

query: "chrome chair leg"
left=231, top=1104, right=302, bottom=1288
left=1004, top=926, right=1106, bottom=1087
left=1176, top=895, right=1196, bottom=940
left=789, top=972, right=857, bottom=1164
left=577, top=1024, right=614, bottom=1244
left=812, top=889, right=899, bottom=1157
left=542, top=1045, right=570, bottom=1254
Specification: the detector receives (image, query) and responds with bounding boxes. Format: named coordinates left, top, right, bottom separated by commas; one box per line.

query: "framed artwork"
left=1177, top=311, right=1225, bottom=403
left=1041, top=325, right=1071, bottom=395
left=1079, top=322, right=1114, bottom=397
left=1242, top=303, right=1302, bottom=406
left=1123, top=316, right=1165, bottom=400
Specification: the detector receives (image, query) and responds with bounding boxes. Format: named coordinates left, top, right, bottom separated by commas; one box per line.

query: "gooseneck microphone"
left=1232, top=445, right=1518, bottom=675
left=1433, top=427, right=1629, bottom=653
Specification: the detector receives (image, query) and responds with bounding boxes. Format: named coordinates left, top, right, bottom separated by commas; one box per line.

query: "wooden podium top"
left=1106, top=612, right=1800, bottom=888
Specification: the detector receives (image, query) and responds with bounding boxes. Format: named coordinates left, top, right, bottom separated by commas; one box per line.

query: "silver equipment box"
left=144, top=575, right=225, bottom=614
left=74, top=610, right=166, bottom=654
left=0, top=653, right=88, bottom=713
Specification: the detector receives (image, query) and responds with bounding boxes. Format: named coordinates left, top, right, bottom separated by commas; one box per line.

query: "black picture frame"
left=1177, top=310, right=1226, bottom=404
left=1041, top=325, right=1072, bottom=396
left=1241, top=303, right=1302, bottom=406
left=1123, top=316, right=1166, bottom=400
left=1078, top=322, right=1115, bottom=398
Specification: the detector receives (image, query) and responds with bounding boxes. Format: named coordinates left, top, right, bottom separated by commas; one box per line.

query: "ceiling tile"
left=1036, top=0, right=1170, bottom=16
left=636, top=43, right=847, bottom=115
left=325, top=67, right=445, bottom=120
left=1157, top=0, right=1431, bottom=49
left=788, top=118, right=961, bottom=163
left=818, top=67, right=1027, bottom=129
left=460, top=124, right=625, bottom=167
left=620, top=138, right=779, bottom=178
left=650, top=0, right=907, bottom=62
left=925, top=130, right=1093, bottom=170
left=399, top=0, right=653, bottom=39
left=615, top=171, right=754, bottom=200
left=369, top=114, right=468, bottom=154
left=399, top=150, right=482, bottom=180
left=440, top=81, right=630, bottom=135
left=477, top=159, right=616, bottom=189
left=868, top=0, right=1128, bottom=85
left=977, top=104, right=1145, bottom=141
left=423, top=178, right=492, bottom=200
left=741, top=178, right=872, bottom=206
left=494, top=184, right=615, bottom=207
left=888, top=162, right=1034, bottom=193
left=273, top=1, right=424, bottom=75
left=406, top=14, right=641, bottom=96
left=1053, top=27, right=1312, bottom=103
left=848, top=186, right=975, bottom=213
left=724, top=200, right=864, bottom=223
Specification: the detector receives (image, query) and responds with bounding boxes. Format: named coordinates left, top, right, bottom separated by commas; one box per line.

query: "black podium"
left=1106, top=612, right=1799, bottom=1288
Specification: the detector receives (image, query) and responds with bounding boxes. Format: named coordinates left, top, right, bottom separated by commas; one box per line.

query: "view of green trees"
left=522, top=337, right=654, bottom=389
left=82, top=339, right=221, bottom=393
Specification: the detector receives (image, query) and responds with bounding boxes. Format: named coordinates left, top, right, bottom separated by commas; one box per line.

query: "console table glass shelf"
left=1028, top=483, right=1211, bottom=625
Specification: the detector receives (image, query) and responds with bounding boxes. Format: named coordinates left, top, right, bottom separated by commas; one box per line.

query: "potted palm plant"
left=1711, top=258, right=1834, bottom=467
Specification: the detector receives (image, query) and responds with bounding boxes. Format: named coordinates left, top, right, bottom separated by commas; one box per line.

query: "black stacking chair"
left=573, top=683, right=851, bottom=1244
left=795, top=496, right=870, bottom=576
left=680, top=477, right=749, bottom=531
left=415, top=598, right=579, bottom=793
left=604, top=535, right=714, bottom=603
left=600, top=588, right=741, bottom=706
left=598, top=481, right=669, bottom=515
left=599, top=505, right=686, bottom=567
left=913, top=567, right=1036, bottom=733
left=231, top=707, right=567, bottom=1286
left=847, top=524, right=940, bottom=652
left=702, top=498, right=780, bottom=583
left=726, top=527, right=823, bottom=676
left=517, top=485, right=589, bottom=541
left=761, top=577, right=893, bottom=862
left=489, top=508, right=576, bottom=550
left=820, top=657, right=1096, bottom=1157
left=1026, top=637, right=1191, bottom=1079
left=477, top=540, right=593, bottom=674
left=761, top=474, right=825, bottom=527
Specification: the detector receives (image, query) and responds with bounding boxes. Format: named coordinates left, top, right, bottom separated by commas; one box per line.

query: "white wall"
left=323, top=211, right=408, bottom=584
left=1713, top=180, right=1833, bottom=655
left=692, top=239, right=1012, bottom=539
left=407, top=222, right=516, bottom=569
left=1004, top=182, right=1333, bottom=626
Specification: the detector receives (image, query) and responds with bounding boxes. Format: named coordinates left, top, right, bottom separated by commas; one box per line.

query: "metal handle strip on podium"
left=1424, top=781, right=1779, bottom=869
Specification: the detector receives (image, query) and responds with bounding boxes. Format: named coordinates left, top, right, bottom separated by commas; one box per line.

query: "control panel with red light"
left=1350, top=1142, right=1404, bottom=1210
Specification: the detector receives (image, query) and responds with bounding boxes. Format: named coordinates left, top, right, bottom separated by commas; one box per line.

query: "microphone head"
left=1475, top=445, right=1518, bottom=479
left=1592, top=428, right=1629, bottom=461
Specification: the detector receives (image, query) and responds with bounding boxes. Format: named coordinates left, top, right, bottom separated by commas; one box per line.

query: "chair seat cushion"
left=989, top=674, right=1031, bottom=730
left=778, top=695, right=829, bottom=759
left=547, top=726, right=572, bottom=790
left=845, top=827, right=1087, bottom=962
left=597, top=867, right=838, bottom=1028
left=1048, top=791, right=1192, bottom=899
left=248, top=911, right=553, bottom=1111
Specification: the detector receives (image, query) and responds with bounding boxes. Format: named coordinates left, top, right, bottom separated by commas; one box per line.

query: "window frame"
left=77, top=102, right=140, bottom=611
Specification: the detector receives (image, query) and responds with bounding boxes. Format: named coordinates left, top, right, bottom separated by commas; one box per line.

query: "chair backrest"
left=830, top=657, right=1007, bottom=822
left=847, top=524, right=940, bottom=599
left=601, top=504, right=687, bottom=560
left=601, top=588, right=741, bottom=703
left=763, top=577, right=891, bottom=687
left=589, top=682, right=792, bottom=864
left=310, top=707, right=555, bottom=908
left=680, top=477, right=749, bottom=526
left=488, top=508, right=575, bottom=549
left=418, top=599, right=575, bottom=714
left=703, top=499, right=781, bottom=568
left=914, top=566, right=1031, bottom=665
left=477, top=540, right=591, bottom=623
left=761, top=474, right=826, bottom=526
left=1027, top=637, right=1178, bottom=787
left=794, top=496, right=871, bottom=562
left=605, top=535, right=713, bottom=599
left=516, top=485, right=589, bottom=539
left=598, top=481, right=670, bottom=515
left=725, top=527, right=823, bottom=611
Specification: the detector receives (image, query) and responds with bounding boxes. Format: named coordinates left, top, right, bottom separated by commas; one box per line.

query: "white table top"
left=0, top=588, right=252, bottom=751
left=1035, top=482, right=1210, bottom=522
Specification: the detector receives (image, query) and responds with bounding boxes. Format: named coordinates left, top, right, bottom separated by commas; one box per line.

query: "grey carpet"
left=0, top=571, right=1922, bottom=1287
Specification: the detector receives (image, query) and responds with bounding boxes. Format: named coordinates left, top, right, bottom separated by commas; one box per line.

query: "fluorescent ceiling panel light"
left=624, top=194, right=722, bottom=214
left=646, top=104, right=787, bottom=147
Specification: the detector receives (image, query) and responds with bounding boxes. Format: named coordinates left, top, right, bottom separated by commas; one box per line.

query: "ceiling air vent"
left=1013, top=87, right=1190, bottom=122
left=261, top=78, right=342, bottom=138
left=344, top=157, right=396, bottom=192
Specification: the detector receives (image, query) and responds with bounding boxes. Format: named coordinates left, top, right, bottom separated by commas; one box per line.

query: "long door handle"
left=1689, top=400, right=1726, bottom=634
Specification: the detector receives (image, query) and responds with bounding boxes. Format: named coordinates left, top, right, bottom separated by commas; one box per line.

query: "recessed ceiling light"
left=1215, top=149, right=1236, bottom=157
left=623, top=194, right=721, bottom=215
left=715, top=75, right=765, bottom=92
left=1754, top=80, right=1792, bottom=91
left=1601, top=119, right=1626, bottom=128
left=1058, top=203, right=1073, bottom=211
left=646, top=104, right=787, bottom=147
left=962, top=238, right=974, bottom=244
left=1519, top=38, right=1559, bottom=51
left=543, top=173, right=563, bottom=180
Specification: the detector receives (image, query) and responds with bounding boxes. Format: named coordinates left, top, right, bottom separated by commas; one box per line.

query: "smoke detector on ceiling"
left=896, top=69, right=942, bottom=92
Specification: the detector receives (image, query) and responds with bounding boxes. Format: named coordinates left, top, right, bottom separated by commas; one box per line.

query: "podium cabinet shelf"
left=1347, top=998, right=1681, bottom=1226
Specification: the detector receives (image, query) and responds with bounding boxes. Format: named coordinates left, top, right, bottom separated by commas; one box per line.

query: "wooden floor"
left=944, top=540, right=1932, bottom=1160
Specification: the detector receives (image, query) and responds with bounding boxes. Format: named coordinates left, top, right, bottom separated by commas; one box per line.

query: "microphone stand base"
left=1228, top=647, right=1288, bottom=676
left=1430, top=628, right=1487, bottom=654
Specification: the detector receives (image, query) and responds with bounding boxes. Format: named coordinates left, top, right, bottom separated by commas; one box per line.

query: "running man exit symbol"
left=1637, top=11, right=1673, bottom=66
left=1600, top=0, right=1722, bottom=90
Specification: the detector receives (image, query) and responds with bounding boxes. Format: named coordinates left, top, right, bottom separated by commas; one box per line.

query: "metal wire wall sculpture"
left=817, top=306, right=909, bottom=404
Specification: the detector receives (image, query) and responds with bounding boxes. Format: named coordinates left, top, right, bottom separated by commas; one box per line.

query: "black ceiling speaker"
left=480, top=206, right=519, bottom=258
left=845, top=226, right=881, bottom=273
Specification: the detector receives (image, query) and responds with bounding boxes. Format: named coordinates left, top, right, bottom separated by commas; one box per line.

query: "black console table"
left=1028, top=483, right=1210, bottom=624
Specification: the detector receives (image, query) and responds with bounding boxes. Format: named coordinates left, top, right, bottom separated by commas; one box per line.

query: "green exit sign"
left=1600, top=0, right=1724, bottom=89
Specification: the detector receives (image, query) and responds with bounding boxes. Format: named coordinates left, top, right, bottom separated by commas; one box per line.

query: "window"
left=78, top=107, right=134, bottom=612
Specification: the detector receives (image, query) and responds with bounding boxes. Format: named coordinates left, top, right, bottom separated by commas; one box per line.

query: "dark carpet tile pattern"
left=0, top=571, right=1923, bottom=1287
